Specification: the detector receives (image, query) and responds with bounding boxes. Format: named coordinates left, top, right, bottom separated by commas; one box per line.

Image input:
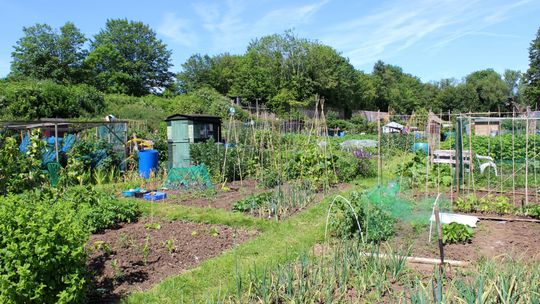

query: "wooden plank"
left=359, top=252, right=469, bottom=267
left=477, top=215, right=540, bottom=223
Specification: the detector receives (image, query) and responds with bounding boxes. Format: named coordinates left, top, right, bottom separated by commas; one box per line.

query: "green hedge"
left=0, top=80, right=104, bottom=120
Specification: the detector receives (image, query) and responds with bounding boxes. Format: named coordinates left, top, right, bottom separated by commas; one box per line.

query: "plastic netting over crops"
left=164, top=164, right=213, bottom=190
left=365, top=181, right=451, bottom=225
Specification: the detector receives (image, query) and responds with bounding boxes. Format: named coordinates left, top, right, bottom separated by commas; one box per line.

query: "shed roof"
left=0, top=118, right=129, bottom=131
left=384, top=121, right=404, bottom=129
left=165, top=114, right=222, bottom=123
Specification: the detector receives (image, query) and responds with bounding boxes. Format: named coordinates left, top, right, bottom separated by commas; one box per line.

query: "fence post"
left=455, top=116, right=464, bottom=191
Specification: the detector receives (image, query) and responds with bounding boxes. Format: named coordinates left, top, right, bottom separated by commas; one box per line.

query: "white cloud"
left=157, top=13, right=198, bottom=47
left=192, top=0, right=329, bottom=52
left=255, top=0, right=329, bottom=31
left=318, top=0, right=535, bottom=67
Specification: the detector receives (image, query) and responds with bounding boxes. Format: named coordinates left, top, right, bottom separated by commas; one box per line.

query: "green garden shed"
left=165, top=114, right=222, bottom=168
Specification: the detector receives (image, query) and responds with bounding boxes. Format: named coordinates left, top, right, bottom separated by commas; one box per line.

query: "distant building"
left=382, top=121, right=404, bottom=133
left=472, top=118, right=501, bottom=136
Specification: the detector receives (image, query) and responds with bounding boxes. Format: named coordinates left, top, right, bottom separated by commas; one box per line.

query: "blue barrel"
left=412, top=142, right=429, bottom=155
left=139, top=150, right=159, bottom=179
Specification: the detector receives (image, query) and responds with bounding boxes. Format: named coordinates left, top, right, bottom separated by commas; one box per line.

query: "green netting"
left=47, top=162, right=61, bottom=187
left=365, top=181, right=451, bottom=225
left=164, top=164, right=213, bottom=190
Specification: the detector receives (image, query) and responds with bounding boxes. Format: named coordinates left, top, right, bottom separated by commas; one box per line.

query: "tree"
left=371, top=61, right=429, bottom=113
left=503, top=69, right=521, bottom=98
left=176, top=54, right=215, bottom=93
left=464, top=69, right=507, bottom=111
left=524, top=27, right=540, bottom=107
left=10, top=22, right=87, bottom=84
left=86, top=19, right=173, bottom=96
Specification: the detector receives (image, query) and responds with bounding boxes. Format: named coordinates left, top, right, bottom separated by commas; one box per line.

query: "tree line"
left=1, top=19, right=540, bottom=121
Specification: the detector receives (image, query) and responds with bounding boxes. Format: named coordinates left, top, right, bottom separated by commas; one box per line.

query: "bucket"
left=138, top=150, right=159, bottom=179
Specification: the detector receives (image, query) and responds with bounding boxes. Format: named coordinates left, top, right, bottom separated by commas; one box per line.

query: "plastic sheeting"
left=340, top=139, right=378, bottom=150
left=430, top=212, right=479, bottom=228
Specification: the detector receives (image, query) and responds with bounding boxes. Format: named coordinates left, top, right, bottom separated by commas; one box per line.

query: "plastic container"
left=122, top=187, right=143, bottom=197
left=134, top=189, right=150, bottom=198
left=143, top=191, right=167, bottom=201
left=412, top=142, right=429, bottom=155
left=122, top=190, right=135, bottom=197
left=138, top=149, right=159, bottom=179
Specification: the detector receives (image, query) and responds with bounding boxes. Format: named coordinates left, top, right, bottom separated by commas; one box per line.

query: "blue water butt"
left=138, top=150, right=159, bottom=178
left=412, top=142, right=429, bottom=155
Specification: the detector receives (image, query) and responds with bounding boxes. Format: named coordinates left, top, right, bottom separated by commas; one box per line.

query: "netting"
left=47, top=162, right=61, bottom=187
left=365, top=181, right=451, bottom=225
left=164, top=164, right=213, bottom=190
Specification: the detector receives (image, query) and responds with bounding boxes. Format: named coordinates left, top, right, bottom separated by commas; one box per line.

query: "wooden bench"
left=431, top=149, right=497, bottom=176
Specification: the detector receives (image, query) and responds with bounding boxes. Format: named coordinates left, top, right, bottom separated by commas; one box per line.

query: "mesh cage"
left=365, top=181, right=451, bottom=225
left=164, top=164, right=213, bottom=190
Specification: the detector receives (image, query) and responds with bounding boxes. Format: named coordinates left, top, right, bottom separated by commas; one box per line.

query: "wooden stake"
left=526, top=113, right=530, bottom=205
left=434, top=205, right=445, bottom=265
left=377, top=110, right=381, bottom=188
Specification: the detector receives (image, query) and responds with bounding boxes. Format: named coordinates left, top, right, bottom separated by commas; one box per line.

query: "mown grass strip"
left=123, top=180, right=375, bottom=303
left=132, top=199, right=274, bottom=231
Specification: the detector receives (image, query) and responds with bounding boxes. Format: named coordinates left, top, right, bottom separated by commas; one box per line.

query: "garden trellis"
left=377, top=110, right=540, bottom=209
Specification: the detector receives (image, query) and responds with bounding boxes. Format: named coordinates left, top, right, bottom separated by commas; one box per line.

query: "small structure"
left=472, top=118, right=501, bottom=136
left=165, top=114, right=222, bottom=168
left=0, top=118, right=130, bottom=163
left=426, top=112, right=444, bottom=152
left=354, top=110, right=389, bottom=123
left=382, top=121, right=404, bottom=134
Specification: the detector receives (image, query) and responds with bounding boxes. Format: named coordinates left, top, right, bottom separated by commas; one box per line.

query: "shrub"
left=233, top=192, right=272, bottom=213
left=454, top=194, right=477, bottom=213
left=285, top=146, right=339, bottom=190
left=0, top=131, right=46, bottom=195
left=0, top=192, right=88, bottom=303
left=329, top=191, right=395, bottom=243
left=525, top=204, right=540, bottom=219
left=190, top=139, right=257, bottom=183
left=62, top=186, right=140, bottom=232
left=0, top=80, right=104, bottom=119
left=442, top=222, right=474, bottom=244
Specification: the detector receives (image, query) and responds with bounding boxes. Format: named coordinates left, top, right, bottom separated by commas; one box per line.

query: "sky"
left=0, top=0, right=539, bottom=82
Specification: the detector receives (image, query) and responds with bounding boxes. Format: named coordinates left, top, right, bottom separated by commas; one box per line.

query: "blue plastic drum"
left=138, top=150, right=159, bottom=179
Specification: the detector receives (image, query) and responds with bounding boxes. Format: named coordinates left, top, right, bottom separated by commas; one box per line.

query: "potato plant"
left=442, top=222, right=474, bottom=244
left=329, top=191, right=396, bottom=243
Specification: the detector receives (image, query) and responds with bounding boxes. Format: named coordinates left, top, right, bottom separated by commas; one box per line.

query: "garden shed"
left=473, top=117, right=501, bottom=136
left=165, top=114, right=222, bottom=168
left=382, top=121, right=404, bottom=133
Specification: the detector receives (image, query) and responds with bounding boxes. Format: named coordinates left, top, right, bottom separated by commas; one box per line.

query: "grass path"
left=123, top=180, right=376, bottom=303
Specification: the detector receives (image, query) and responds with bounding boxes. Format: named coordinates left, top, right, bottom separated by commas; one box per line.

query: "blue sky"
left=0, top=0, right=539, bottom=82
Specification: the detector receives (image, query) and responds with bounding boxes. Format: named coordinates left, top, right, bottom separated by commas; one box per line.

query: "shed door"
left=171, top=143, right=191, bottom=168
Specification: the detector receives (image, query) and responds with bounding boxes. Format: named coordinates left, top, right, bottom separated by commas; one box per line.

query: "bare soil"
left=166, top=180, right=352, bottom=219
left=166, top=179, right=264, bottom=210
left=390, top=219, right=540, bottom=264
left=86, top=219, right=257, bottom=303
left=409, top=188, right=540, bottom=207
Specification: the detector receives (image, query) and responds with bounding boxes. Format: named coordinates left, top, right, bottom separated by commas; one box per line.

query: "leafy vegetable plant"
left=442, top=222, right=474, bottom=244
